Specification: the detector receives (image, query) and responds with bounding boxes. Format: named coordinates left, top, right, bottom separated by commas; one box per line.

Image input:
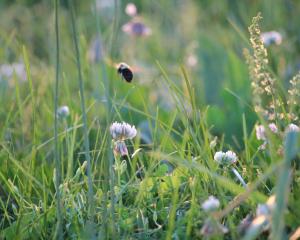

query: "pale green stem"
left=231, top=167, right=247, bottom=188
left=54, top=0, right=63, bottom=238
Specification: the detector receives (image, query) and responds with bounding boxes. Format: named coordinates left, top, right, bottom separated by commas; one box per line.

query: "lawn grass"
left=0, top=1, right=299, bottom=239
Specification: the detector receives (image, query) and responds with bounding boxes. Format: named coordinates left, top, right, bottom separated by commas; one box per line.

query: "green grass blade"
left=53, top=0, right=63, bottom=238
left=68, top=0, right=95, bottom=226
left=271, top=131, right=299, bottom=240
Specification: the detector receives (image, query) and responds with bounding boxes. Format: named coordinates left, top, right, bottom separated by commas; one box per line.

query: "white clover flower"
left=125, top=3, right=137, bottom=17
left=256, top=125, right=266, bottom=140
left=110, top=121, right=137, bottom=157
left=0, top=62, right=27, bottom=82
left=214, top=151, right=225, bottom=164
left=251, top=195, right=276, bottom=233
left=202, top=196, right=220, bottom=212
left=110, top=121, right=137, bottom=141
left=225, top=151, right=238, bottom=164
left=185, top=54, right=198, bottom=68
left=256, top=196, right=276, bottom=221
left=268, top=123, right=278, bottom=133
left=256, top=204, right=270, bottom=216
left=261, top=31, right=282, bottom=46
left=286, top=123, right=300, bottom=133
left=57, top=105, right=70, bottom=118
left=214, top=151, right=237, bottom=165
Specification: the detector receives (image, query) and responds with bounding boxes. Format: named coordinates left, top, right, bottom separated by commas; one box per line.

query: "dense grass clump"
left=0, top=1, right=299, bottom=239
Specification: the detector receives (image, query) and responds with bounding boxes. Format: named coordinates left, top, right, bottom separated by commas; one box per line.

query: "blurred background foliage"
left=1, top=0, right=300, bottom=145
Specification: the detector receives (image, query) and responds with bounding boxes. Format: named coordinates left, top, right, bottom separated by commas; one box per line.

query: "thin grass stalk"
left=93, top=0, right=117, bottom=236
left=166, top=177, right=179, bottom=240
left=22, top=46, right=36, bottom=196
left=110, top=0, right=120, bottom=59
left=94, top=3, right=113, bottom=236
left=186, top=177, right=196, bottom=238
left=53, top=0, right=63, bottom=238
left=242, top=114, right=251, bottom=165
left=68, top=0, right=94, bottom=220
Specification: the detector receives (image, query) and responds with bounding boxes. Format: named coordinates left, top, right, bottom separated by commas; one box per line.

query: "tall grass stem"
left=53, top=0, right=63, bottom=238
left=68, top=0, right=94, bottom=220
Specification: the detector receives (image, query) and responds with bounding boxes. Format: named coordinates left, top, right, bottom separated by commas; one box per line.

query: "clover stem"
left=231, top=167, right=247, bottom=188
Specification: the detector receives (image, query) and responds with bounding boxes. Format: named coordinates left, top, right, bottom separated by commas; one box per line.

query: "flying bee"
left=117, top=62, right=133, bottom=83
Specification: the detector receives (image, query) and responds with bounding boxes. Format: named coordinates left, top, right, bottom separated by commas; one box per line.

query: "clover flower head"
left=256, top=125, right=266, bottom=140
left=110, top=121, right=137, bottom=157
left=122, top=18, right=152, bottom=37
left=57, top=105, right=70, bottom=119
left=0, top=62, right=27, bottom=82
left=256, top=204, right=270, bottom=216
left=185, top=54, right=198, bottom=68
left=202, top=196, right=220, bottom=212
left=214, top=150, right=237, bottom=165
left=110, top=121, right=137, bottom=141
left=286, top=123, right=300, bottom=133
left=268, top=123, right=278, bottom=133
left=125, top=3, right=137, bottom=17
left=225, top=151, right=238, bottom=163
left=261, top=31, right=282, bottom=46
left=256, top=195, right=276, bottom=217
left=214, top=151, right=225, bottom=163
left=247, top=195, right=277, bottom=234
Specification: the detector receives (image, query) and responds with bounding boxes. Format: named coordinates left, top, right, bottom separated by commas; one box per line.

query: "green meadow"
left=0, top=0, right=299, bottom=239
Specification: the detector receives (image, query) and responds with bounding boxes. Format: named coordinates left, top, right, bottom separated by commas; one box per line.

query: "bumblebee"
left=117, top=62, right=133, bottom=83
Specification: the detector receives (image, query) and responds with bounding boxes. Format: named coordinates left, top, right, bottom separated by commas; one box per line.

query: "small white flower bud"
left=57, top=105, right=70, bottom=119
left=256, top=125, right=266, bottom=140
left=268, top=123, right=278, bottom=133
left=125, top=3, right=137, bottom=17
left=202, top=196, right=220, bottom=212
